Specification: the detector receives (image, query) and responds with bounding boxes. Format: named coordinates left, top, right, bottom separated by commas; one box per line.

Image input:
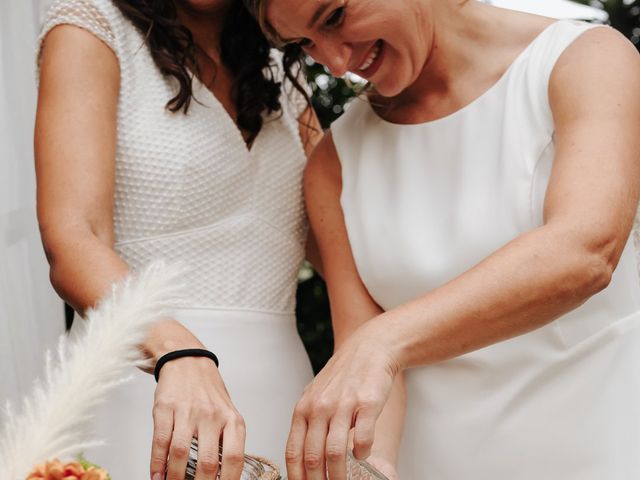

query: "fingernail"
left=152, top=473, right=162, bottom=480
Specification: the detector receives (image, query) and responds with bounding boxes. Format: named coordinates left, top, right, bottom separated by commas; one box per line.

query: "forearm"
left=44, top=228, right=204, bottom=365
left=380, top=223, right=616, bottom=370
left=334, top=312, right=405, bottom=465
left=44, top=225, right=129, bottom=314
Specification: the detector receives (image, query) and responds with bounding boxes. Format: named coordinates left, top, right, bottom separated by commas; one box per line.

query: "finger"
left=219, top=414, right=246, bottom=480
left=304, top=417, right=329, bottom=480
left=150, top=404, right=174, bottom=480
left=325, top=409, right=352, bottom=480
left=194, top=423, right=222, bottom=480
left=352, top=407, right=378, bottom=461
left=286, top=412, right=308, bottom=480
left=166, top=422, right=195, bottom=480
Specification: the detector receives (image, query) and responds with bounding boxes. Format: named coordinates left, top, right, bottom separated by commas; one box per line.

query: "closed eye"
left=324, top=7, right=345, bottom=28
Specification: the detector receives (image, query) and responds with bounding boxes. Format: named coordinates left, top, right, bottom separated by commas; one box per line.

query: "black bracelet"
left=154, top=349, right=219, bottom=382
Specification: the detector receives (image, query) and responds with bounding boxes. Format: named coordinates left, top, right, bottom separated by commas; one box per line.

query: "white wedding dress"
left=39, top=0, right=313, bottom=477
left=332, top=21, right=640, bottom=479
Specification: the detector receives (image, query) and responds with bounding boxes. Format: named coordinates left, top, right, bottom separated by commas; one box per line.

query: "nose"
left=312, top=37, right=352, bottom=77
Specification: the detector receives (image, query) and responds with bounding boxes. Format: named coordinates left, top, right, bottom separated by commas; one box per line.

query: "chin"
left=373, top=78, right=408, bottom=98
left=181, top=0, right=226, bottom=12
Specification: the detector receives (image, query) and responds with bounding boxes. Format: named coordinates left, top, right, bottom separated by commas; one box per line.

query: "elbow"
left=47, top=253, right=67, bottom=297
left=548, top=220, right=623, bottom=301
left=40, top=229, right=69, bottom=298
left=569, top=235, right=619, bottom=299
left=38, top=221, right=86, bottom=299
left=578, top=253, right=614, bottom=298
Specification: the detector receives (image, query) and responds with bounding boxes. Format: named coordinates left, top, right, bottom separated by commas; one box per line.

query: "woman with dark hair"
left=35, top=0, right=321, bottom=478
left=245, top=0, right=640, bottom=479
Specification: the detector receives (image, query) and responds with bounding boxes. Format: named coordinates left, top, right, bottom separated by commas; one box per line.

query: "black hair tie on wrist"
left=154, top=349, right=219, bottom=382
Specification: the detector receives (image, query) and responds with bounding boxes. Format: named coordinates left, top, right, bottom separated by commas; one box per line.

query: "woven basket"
left=185, top=439, right=389, bottom=479
left=185, top=440, right=280, bottom=479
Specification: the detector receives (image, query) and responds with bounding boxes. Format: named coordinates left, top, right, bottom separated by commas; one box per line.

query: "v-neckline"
left=191, top=74, right=262, bottom=155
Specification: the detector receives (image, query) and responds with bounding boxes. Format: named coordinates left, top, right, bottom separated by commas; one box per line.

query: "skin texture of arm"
left=287, top=131, right=405, bottom=480
left=298, top=105, right=326, bottom=275
left=380, top=26, right=640, bottom=370
left=287, top=26, right=640, bottom=480
left=36, top=25, right=245, bottom=480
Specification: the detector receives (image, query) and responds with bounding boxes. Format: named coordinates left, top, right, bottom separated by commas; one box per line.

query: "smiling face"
left=259, top=0, right=433, bottom=97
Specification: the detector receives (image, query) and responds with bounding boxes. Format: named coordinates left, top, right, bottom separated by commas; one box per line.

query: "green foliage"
left=296, top=270, right=333, bottom=374
left=304, top=58, right=364, bottom=130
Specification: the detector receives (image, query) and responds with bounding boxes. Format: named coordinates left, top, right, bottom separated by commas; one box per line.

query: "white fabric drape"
left=0, top=0, right=63, bottom=407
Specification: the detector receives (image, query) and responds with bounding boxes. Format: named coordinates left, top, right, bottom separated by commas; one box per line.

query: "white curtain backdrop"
left=0, top=0, right=63, bottom=407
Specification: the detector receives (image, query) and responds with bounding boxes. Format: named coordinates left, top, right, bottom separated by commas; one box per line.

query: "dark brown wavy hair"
left=242, top=0, right=309, bottom=101
left=113, top=0, right=309, bottom=143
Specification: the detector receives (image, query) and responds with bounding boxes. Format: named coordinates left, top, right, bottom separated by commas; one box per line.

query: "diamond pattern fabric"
left=39, top=0, right=310, bottom=312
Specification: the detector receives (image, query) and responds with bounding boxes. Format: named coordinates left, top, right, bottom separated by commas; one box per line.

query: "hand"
left=285, top=323, right=400, bottom=480
left=151, top=356, right=245, bottom=480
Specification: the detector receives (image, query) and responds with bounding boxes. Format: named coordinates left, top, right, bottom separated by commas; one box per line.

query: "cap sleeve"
left=38, top=0, right=118, bottom=68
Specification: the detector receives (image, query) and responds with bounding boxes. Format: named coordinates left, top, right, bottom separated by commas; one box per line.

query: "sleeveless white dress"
left=39, top=1, right=313, bottom=477
left=332, top=21, right=640, bottom=479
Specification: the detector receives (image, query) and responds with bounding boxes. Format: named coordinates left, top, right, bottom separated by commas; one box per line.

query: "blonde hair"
left=243, top=0, right=288, bottom=48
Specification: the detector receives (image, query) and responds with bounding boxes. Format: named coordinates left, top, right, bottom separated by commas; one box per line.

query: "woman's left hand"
left=285, top=322, right=399, bottom=480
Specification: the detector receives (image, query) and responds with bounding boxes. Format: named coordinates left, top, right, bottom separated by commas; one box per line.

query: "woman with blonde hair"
left=245, top=0, right=640, bottom=478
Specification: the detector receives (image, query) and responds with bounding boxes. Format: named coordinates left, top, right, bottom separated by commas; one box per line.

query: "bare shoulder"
left=551, top=26, right=640, bottom=92
left=558, top=25, right=638, bottom=70
left=304, top=131, right=342, bottom=194
left=550, top=26, right=640, bottom=118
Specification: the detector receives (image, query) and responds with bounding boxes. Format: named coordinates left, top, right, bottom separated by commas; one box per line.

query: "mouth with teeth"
left=357, top=39, right=384, bottom=77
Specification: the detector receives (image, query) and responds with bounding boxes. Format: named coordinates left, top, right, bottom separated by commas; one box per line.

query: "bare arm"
left=378, top=27, right=640, bottom=370
left=287, top=132, right=405, bottom=480
left=298, top=105, right=326, bottom=275
left=36, top=23, right=201, bottom=357
left=37, top=25, right=245, bottom=480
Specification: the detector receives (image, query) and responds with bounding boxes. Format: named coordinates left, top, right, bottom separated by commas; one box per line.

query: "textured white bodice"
left=40, top=0, right=309, bottom=312
left=332, top=21, right=640, bottom=478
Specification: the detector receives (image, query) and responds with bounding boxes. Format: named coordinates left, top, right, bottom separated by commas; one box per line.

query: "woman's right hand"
left=285, top=321, right=399, bottom=480
left=151, top=355, right=246, bottom=480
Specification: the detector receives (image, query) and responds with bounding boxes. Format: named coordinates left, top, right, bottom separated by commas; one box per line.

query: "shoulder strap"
left=330, top=96, right=371, bottom=172
left=522, top=20, right=605, bottom=134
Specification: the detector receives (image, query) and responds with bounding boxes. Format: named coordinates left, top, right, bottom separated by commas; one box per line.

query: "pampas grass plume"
left=0, top=262, right=186, bottom=479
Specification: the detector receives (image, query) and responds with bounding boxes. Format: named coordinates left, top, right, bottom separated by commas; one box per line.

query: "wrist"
left=366, top=313, right=409, bottom=372
left=154, top=348, right=219, bottom=382
left=142, top=319, right=205, bottom=363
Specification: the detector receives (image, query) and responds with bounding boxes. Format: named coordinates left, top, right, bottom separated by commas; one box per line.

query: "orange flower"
left=26, top=459, right=109, bottom=480
left=82, top=467, right=109, bottom=480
